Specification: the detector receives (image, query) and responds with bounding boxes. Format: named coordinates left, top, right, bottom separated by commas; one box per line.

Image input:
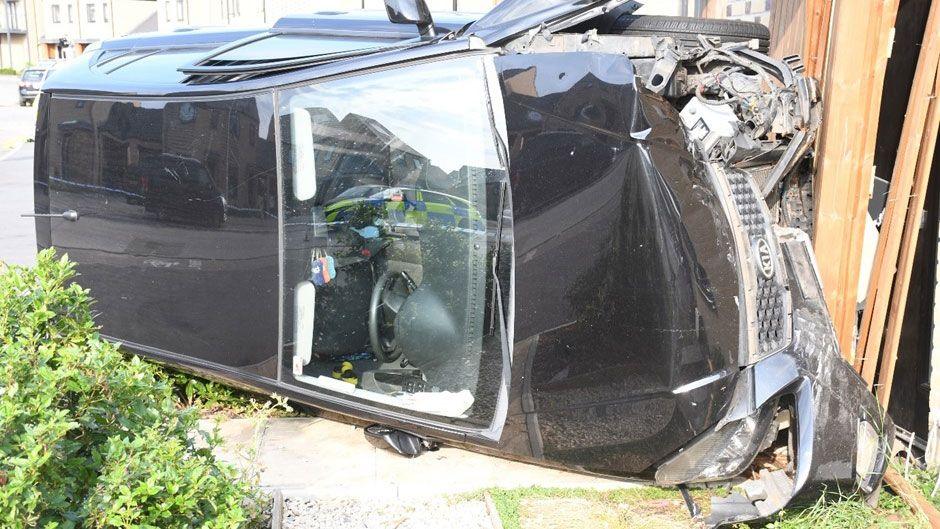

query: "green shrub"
left=0, top=250, right=262, bottom=528
left=162, top=369, right=295, bottom=419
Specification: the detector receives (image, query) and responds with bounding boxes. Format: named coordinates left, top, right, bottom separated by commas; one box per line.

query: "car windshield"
left=21, top=70, right=44, bottom=82
left=279, top=55, right=509, bottom=427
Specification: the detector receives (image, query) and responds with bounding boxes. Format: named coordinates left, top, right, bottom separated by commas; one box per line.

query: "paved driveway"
left=0, top=75, right=37, bottom=150
left=0, top=74, right=40, bottom=267
left=209, top=416, right=636, bottom=529
left=0, top=143, right=36, bottom=267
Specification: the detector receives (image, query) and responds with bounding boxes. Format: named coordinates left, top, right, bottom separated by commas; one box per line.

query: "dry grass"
left=468, top=485, right=923, bottom=529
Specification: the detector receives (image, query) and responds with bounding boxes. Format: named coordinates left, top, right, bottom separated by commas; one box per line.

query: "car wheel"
left=369, top=270, right=415, bottom=364
left=609, top=15, right=771, bottom=53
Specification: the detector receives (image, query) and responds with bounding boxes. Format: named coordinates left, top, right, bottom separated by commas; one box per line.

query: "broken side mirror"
left=383, top=0, right=436, bottom=38
left=364, top=424, right=439, bottom=458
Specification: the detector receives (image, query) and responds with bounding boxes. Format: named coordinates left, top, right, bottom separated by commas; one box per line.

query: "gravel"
left=280, top=496, right=496, bottom=529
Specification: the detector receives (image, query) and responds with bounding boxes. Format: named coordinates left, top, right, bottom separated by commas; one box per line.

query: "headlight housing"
left=855, top=419, right=885, bottom=494
left=655, top=403, right=776, bottom=485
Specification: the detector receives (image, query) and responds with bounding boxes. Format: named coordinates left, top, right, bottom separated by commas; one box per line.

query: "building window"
left=67, top=4, right=73, bottom=23
left=176, top=0, right=184, bottom=21
left=164, top=0, right=170, bottom=21
left=103, top=1, right=109, bottom=22
left=87, top=3, right=96, bottom=23
left=8, top=2, right=20, bottom=30
left=51, top=4, right=60, bottom=23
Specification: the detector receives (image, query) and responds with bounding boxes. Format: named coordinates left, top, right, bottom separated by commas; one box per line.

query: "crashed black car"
left=32, top=1, right=891, bottom=525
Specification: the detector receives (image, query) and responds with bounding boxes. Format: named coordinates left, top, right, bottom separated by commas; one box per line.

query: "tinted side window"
left=45, top=96, right=280, bottom=376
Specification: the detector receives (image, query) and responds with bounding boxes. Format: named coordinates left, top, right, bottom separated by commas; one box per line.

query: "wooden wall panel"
left=813, top=0, right=900, bottom=362
left=804, top=0, right=834, bottom=80
left=769, top=0, right=807, bottom=58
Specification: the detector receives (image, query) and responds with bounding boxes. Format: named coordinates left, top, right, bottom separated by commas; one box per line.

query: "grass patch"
left=467, top=485, right=922, bottom=529
left=764, top=491, right=919, bottom=529
left=907, top=465, right=940, bottom=512
left=468, top=486, right=715, bottom=529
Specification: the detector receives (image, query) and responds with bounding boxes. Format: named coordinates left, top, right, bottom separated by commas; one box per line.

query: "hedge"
left=0, top=250, right=262, bottom=528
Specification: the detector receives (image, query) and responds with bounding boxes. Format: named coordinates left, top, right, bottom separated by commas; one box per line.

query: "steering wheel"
left=368, top=270, right=415, bottom=364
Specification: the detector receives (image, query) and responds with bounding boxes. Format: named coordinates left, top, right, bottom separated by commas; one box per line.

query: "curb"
left=483, top=491, right=504, bottom=529
left=270, top=489, right=284, bottom=529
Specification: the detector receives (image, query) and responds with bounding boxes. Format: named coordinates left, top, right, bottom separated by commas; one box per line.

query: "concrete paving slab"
left=258, top=417, right=381, bottom=493
left=198, top=417, right=266, bottom=471
left=238, top=417, right=636, bottom=499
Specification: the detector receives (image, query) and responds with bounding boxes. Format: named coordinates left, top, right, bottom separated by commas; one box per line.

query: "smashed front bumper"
left=655, top=228, right=892, bottom=527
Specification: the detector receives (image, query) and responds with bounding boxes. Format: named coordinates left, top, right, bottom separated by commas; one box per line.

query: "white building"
left=41, top=0, right=157, bottom=58
left=0, top=0, right=32, bottom=70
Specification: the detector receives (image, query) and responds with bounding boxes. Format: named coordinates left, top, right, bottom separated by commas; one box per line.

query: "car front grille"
left=727, top=173, right=764, bottom=239
left=711, top=166, right=792, bottom=363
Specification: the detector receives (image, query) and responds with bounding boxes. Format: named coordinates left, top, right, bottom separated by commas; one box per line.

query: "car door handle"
left=21, top=210, right=80, bottom=222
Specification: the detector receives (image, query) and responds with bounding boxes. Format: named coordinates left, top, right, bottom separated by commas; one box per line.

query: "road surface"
left=0, top=75, right=40, bottom=267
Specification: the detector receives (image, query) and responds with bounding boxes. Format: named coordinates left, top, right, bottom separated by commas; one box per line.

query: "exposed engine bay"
left=507, top=26, right=821, bottom=235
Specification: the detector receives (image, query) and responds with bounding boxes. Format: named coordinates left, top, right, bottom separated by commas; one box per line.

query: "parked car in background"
left=18, top=61, right=59, bottom=106
left=31, top=1, right=892, bottom=526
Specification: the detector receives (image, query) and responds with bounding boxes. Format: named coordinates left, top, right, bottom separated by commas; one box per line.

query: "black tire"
left=610, top=15, right=771, bottom=53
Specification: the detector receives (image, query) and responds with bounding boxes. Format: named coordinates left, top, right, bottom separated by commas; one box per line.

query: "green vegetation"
left=0, top=251, right=264, bottom=528
left=764, top=491, right=918, bottom=529
left=160, top=368, right=295, bottom=419
left=908, top=465, right=940, bottom=512
left=0, top=67, right=18, bottom=76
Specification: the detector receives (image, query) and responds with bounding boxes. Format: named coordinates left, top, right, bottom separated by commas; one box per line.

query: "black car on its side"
left=32, top=2, right=891, bottom=526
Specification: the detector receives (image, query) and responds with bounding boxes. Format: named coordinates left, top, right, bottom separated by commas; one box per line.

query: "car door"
left=278, top=54, right=513, bottom=435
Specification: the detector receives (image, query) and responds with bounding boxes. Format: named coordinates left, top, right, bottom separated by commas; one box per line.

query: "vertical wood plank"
left=926, top=216, right=940, bottom=469
left=813, top=0, right=900, bottom=363
left=875, top=62, right=940, bottom=406
left=705, top=0, right=728, bottom=18
left=769, top=0, right=807, bottom=58
left=804, top=0, right=833, bottom=81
